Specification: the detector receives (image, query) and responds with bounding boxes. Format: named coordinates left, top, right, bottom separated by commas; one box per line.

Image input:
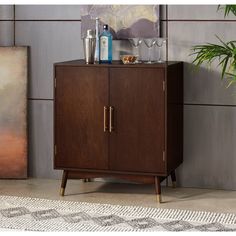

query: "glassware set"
left=127, top=37, right=167, bottom=64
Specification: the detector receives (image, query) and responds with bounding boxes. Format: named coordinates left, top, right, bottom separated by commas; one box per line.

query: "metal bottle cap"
left=103, top=25, right=108, bottom=30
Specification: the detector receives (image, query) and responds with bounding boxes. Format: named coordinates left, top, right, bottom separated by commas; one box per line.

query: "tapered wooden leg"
left=170, top=170, right=176, bottom=188
left=154, top=176, right=162, bottom=203
left=60, top=170, right=68, bottom=196
left=83, top=178, right=92, bottom=182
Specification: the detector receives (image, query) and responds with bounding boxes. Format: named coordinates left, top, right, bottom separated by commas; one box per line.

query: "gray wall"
left=167, top=5, right=236, bottom=190
left=0, top=5, right=236, bottom=190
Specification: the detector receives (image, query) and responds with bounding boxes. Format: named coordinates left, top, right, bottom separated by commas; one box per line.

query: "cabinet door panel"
left=54, top=66, right=109, bottom=169
left=110, top=68, right=165, bottom=173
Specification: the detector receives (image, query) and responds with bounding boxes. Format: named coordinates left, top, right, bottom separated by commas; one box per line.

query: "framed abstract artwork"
left=0, top=47, right=28, bottom=178
left=81, top=5, right=160, bottom=39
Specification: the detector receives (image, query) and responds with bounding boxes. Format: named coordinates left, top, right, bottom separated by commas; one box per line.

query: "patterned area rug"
left=0, top=195, right=236, bottom=231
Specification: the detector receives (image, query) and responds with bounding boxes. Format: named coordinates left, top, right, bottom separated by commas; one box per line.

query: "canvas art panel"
left=81, top=5, right=160, bottom=39
left=0, top=47, right=28, bottom=178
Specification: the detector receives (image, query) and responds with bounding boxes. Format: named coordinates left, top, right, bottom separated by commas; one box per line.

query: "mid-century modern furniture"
left=54, top=60, right=183, bottom=203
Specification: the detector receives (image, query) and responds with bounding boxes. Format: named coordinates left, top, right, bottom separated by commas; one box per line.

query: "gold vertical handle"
left=104, top=106, right=109, bottom=132
left=109, top=106, right=114, bottom=133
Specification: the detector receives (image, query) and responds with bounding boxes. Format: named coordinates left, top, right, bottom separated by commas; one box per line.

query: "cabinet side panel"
left=54, top=66, right=109, bottom=170
left=167, top=62, right=184, bottom=173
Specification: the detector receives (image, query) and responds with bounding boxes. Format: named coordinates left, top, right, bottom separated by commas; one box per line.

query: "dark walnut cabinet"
left=54, top=60, right=183, bottom=203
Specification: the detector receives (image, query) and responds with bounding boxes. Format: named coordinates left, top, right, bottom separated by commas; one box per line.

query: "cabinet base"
left=59, top=170, right=177, bottom=204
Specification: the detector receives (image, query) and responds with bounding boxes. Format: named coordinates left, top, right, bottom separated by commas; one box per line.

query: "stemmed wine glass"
left=128, top=38, right=143, bottom=63
left=144, top=38, right=156, bottom=64
left=155, top=37, right=167, bottom=63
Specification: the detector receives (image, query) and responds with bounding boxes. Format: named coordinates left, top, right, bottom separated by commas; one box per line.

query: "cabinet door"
left=54, top=66, right=109, bottom=170
left=109, top=68, right=165, bottom=173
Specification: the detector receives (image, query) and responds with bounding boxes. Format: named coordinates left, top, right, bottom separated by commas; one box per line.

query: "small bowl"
left=120, top=55, right=137, bottom=64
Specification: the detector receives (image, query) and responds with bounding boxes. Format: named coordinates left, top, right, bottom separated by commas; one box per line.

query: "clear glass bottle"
left=99, top=24, right=112, bottom=64
left=94, top=17, right=100, bottom=63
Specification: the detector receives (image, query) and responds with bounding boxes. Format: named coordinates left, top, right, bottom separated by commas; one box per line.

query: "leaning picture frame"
left=0, top=46, right=28, bottom=178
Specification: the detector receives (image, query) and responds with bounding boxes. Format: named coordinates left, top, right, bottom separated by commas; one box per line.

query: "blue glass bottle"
left=99, top=24, right=112, bottom=64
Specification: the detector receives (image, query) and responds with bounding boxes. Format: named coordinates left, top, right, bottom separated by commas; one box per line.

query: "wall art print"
left=81, top=5, right=160, bottom=39
left=0, top=47, right=28, bottom=178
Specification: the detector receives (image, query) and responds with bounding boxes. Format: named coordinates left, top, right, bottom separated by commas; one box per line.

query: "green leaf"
left=221, top=57, right=229, bottom=80
left=218, top=5, right=236, bottom=17
left=190, top=5, right=236, bottom=87
left=191, top=36, right=236, bottom=84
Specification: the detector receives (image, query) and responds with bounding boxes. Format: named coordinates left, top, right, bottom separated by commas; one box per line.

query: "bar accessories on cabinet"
left=83, top=29, right=96, bottom=64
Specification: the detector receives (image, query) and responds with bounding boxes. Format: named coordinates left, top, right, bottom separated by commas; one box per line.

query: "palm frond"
left=217, top=5, right=236, bottom=17
left=191, top=5, right=236, bottom=87
left=190, top=36, right=236, bottom=81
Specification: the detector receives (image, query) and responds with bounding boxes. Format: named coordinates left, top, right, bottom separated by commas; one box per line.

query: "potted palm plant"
left=191, top=5, right=236, bottom=87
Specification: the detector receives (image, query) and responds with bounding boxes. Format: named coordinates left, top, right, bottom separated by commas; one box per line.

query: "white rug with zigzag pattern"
left=0, top=195, right=235, bottom=231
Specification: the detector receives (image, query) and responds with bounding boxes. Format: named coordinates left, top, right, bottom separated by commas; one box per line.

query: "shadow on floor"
left=65, top=181, right=219, bottom=203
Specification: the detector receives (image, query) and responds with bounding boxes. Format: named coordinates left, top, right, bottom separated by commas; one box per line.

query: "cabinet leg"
left=83, top=178, right=93, bottom=182
left=170, top=170, right=176, bottom=188
left=60, top=170, right=68, bottom=196
left=154, top=176, right=162, bottom=203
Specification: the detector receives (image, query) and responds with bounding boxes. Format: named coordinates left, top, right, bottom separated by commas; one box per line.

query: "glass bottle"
left=99, top=24, right=112, bottom=64
left=94, top=17, right=100, bottom=63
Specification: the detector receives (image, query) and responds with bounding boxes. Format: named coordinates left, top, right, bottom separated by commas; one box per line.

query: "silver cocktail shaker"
left=83, top=29, right=96, bottom=64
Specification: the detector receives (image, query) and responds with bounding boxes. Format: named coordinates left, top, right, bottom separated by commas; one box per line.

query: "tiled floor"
left=0, top=178, right=236, bottom=214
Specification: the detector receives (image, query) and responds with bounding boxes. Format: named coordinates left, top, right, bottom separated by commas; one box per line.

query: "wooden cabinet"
left=54, top=60, right=183, bottom=203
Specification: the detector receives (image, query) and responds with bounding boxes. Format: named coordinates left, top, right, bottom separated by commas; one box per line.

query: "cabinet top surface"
left=54, top=59, right=183, bottom=68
